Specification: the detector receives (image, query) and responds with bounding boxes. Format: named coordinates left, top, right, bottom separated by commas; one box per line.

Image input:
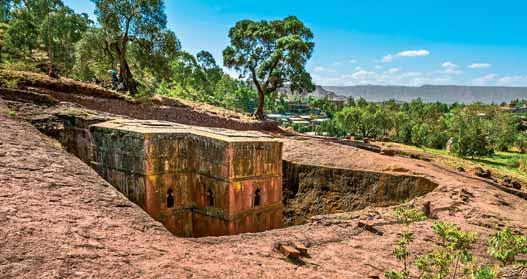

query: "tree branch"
left=263, top=53, right=282, bottom=92
left=250, top=66, right=264, bottom=94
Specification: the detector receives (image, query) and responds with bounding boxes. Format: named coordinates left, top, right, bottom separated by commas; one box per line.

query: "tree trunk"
left=119, top=56, right=137, bottom=96
left=255, top=89, right=265, bottom=120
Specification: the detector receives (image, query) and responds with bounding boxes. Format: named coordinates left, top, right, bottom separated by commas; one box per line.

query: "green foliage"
left=1, top=0, right=89, bottom=73
left=470, top=265, right=496, bottom=279
left=92, top=0, right=180, bottom=95
left=315, top=97, right=525, bottom=160
left=385, top=212, right=527, bottom=279
left=449, top=107, right=494, bottom=158
left=223, top=16, right=314, bottom=118
left=515, top=134, right=527, bottom=154
left=4, top=8, right=38, bottom=56
left=424, top=222, right=478, bottom=279
left=0, top=74, right=18, bottom=88
left=387, top=207, right=493, bottom=279
left=0, top=0, right=12, bottom=23
left=169, top=51, right=206, bottom=94
left=385, top=270, right=409, bottom=279
left=487, top=228, right=527, bottom=266
left=315, top=119, right=344, bottom=137
left=40, top=5, right=91, bottom=73
left=308, top=96, right=341, bottom=118
left=393, top=221, right=478, bottom=279
left=394, top=206, right=427, bottom=225
left=385, top=207, right=427, bottom=278
left=72, top=28, right=113, bottom=81
left=519, top=155, right=527, bottom=172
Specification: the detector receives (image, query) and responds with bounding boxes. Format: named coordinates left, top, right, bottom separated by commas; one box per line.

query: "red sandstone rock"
left=279, top=245, right=301, bottom=259
left=2, top=93, right=527, bottom=278
left=292, top=241, right=308, bottom=256
left=358, top=221, right=384, bottom=236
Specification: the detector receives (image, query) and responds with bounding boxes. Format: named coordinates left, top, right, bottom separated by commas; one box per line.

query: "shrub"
left=487, top=228, right=527, bottom=266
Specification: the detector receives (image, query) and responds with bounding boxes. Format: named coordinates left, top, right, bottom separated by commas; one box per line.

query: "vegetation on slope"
left=0, top=0, right=314, bottom=119
left=386, top=207, right=527, bottom=279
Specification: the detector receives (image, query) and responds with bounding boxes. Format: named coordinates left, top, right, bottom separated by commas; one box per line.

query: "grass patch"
left=394, top=143, right=527, bottom=183
left=434, top=148, right=526, bottom=182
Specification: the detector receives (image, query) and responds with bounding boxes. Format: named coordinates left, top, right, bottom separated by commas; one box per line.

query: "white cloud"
left=382, top=54, right=393, bottom=63
left=496, top=75, right=527, bottom=87
left=386, top=68, right=400, bottom=74
left=374, top=65, right=383, bottom=70
left=313, top=66, right=335, bottom=73
left=332, top=62, right=342, bottom=66
left=349, top=70, right=378, bottom=81
left=382, top=49, right=430, bottom=63
left=442, top=62, right=458, bottom=69
left=468, top=63, right=491, bottom=69
left=349, top=59, right=357, bottom=64
left=354, top=66, right=362, bottom=71
left=471, top=74, right=497, bottom=86
left=469, top=74, right=527, bottom=86
left=312, top=68, right=450, bottom=87
left=440, top=61, right=463, bottom=75
left=396, top=49, right=430, bottom=57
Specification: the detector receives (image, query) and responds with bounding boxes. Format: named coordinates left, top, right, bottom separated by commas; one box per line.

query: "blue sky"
left=65, top=0, right=527, bottom=87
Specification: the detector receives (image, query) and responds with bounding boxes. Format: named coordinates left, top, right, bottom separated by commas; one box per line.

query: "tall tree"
left=92, top=0, right=177, bottom=95
left=40, top=5, right=90, bottom=72
left=3, top=0, right=88, bottom=71
left=223, top=16, right=315, bottom=119
left=4, top=5, right=38, bottom=57
left=169, top=51, right=204, bottom=93
left=72, top=28, right=113, bottom=80
left=197, top=50, right=222, bottom=84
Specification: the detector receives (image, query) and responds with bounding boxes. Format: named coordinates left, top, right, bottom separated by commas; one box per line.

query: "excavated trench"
left=282, top=161, right=438, bottom=226
left=3, top=96, right=439, bottom=232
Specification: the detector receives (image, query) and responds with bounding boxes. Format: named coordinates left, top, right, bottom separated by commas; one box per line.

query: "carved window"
left=167, top=188, right=174, bottom=208
left=254, top=189, right=261, bottom=207
left=206, top=188, right=214, bottom=207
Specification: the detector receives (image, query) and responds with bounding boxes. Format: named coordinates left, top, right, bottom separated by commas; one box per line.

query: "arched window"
left=206, top=188, right=214, bottom=207
left=254, top=189, right=261, bottom=207
left=166, top=188, right=174, bottom=208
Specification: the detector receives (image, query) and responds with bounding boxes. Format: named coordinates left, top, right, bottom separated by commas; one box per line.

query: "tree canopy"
left=92, top=0, right=179, bottom=95
left=223, top=16, right=314, bottom=119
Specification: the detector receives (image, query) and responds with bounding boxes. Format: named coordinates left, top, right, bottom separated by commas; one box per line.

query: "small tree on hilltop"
left=223, top=16, right=315, bottom=119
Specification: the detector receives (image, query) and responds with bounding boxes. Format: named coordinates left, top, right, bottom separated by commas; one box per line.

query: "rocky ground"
left=1, top=75, right=527, bottom=278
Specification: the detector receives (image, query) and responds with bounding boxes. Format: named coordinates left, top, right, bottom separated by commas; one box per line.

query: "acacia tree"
left=92, top=0, right=178, bottom=95
left=223, top=16, right=315, bottom=119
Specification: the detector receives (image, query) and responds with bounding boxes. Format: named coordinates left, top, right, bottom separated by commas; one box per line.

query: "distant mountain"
left=278, top=85, right=348, bottom=102
left=320, top=85, right=527, bottom=104
left=308, top=85, right=348, bottom=101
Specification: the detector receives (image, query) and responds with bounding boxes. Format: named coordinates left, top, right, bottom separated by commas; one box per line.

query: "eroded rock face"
left=282, top=161, right=438, bottom=226
left=498, top=265, right=527, bottom=279
left=475, top=167, right=492, bottom=178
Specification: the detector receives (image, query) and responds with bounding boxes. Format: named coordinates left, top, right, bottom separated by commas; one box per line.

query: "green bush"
left=385, top=208, right=527, bottom=279
left=487, top=228, right=527, bottom=266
